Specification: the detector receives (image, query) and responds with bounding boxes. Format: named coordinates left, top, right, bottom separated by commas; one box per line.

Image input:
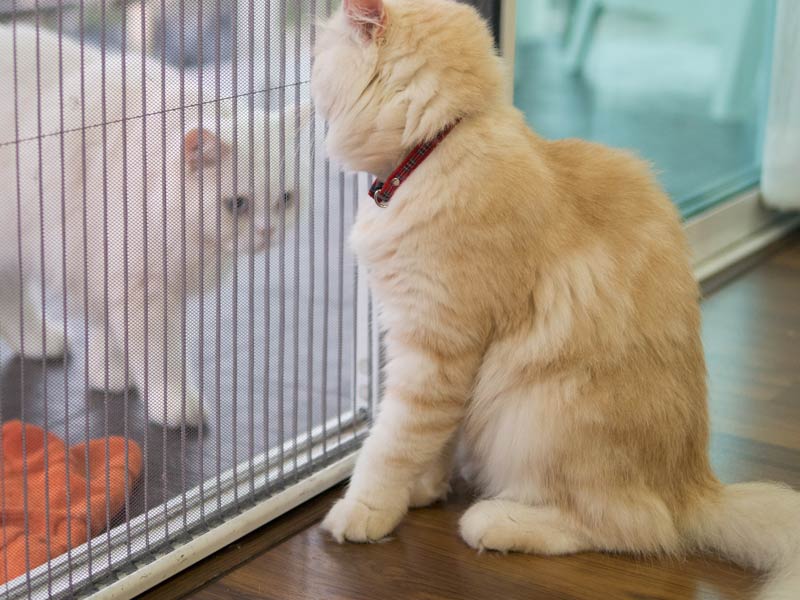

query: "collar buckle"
left=369, top=179, right=390, bottom=207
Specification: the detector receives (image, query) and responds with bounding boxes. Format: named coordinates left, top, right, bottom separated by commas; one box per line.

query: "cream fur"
left=0, top=24, right=308, bottom=426
left=312, top=1, right=800, bottom=597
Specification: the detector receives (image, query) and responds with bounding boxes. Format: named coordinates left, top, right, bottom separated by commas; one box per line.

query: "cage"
left=0, top=0, right=378, bottom=597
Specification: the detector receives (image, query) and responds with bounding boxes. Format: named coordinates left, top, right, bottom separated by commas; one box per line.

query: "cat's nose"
left=255, top=225, right=273, bottom=250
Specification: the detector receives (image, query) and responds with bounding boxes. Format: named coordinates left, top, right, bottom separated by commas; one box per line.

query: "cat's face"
left=180, top=104, right=310, bottom=259
left=312, top=0, right=503, bottom=174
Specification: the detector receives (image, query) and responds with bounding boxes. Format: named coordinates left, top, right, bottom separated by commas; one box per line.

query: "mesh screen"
left=0, top=1, right=372, bottom=597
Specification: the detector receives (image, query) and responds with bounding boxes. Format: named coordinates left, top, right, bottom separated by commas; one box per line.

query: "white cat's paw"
left=20, top=325, right=68, bottom=360
left=409, top=470, right=450, bottom=508
left=147, top=387, right=205, bottom=429
left=459, top=500, right=515, bottom=552
left=322, top=496, right=406, bottom=543
left=87, top=357, right=129, bottom=393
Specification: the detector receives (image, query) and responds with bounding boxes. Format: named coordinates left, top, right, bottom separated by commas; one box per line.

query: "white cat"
left=0, top=24, right=309, bottom=427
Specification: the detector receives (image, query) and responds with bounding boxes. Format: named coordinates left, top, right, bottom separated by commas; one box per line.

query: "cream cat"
left=0, top=24, right=308, bottom=427
left=312, top=1, right=800, bottom=598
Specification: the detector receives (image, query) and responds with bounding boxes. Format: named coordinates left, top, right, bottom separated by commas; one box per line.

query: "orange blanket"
left=0, top=421, right=142, bottom=583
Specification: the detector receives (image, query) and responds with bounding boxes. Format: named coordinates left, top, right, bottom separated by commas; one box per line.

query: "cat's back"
left=542, top=136, right=680, bottom=234
left=0, top=24, right=94, bottom=141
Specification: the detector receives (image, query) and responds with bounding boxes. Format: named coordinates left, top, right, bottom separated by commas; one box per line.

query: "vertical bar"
left=179, top=0, right=189, bottom=533
left=277, top=0, right=287, bottom=481
left=214, top=0, right=223, bottom=514
left=99, top=0, right=114, bottom=569
left=321, top=123, right=330, bottom=460
left=336, top=171, right=345, bottom=446
left=140, top=0, right=152, bottom=553
left=247, top=0, right=257, bottom=499
left=160, top=0, right=170, bottom=536
left=231, top=0, right=241, bottom=508
left=292, top=0, right=303, bottom=482
left=120, top=0, right=133, bottom=562
left=262, top=0, right=273, bottom=494
left=306, top=0, right=317, bottom=470
left=10, top=7, right=33, bottom=595
left=197, top=0, right=207, bottom=522
left=351, top=173, right=359, bottom=434
left=56, top=5, right=74, bottom=595
left=79, top=0, right=94, bottom=579
left=32, top=3, right=54, bottom=592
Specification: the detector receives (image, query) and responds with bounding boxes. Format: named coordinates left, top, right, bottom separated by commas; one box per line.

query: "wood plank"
left=143, top=235, right=800, bottom=600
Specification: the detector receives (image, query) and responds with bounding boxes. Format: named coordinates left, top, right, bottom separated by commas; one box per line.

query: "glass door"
left=513, top=0, right=775, bottom=218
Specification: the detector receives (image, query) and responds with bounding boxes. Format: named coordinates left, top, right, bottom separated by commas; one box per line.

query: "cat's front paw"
left=87, top=356, right=129, bottom=393
left=321, top=496, right=406, bottom=543
left=19, top=324, right=68, bottom=360
left=147, top=386, right=205, bottom=429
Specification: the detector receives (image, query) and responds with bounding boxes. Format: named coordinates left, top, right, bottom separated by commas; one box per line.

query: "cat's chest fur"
left=350, top=199, right=435, bottom=314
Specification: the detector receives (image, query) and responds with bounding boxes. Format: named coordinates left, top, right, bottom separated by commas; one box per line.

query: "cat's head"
left=311, top=0, right=504, bottom=175
left=179, top=101, right=312, bottom=259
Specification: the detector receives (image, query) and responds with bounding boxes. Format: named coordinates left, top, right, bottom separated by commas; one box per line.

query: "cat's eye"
left=283, top=191, right=293, bottom=205
left=225, top=196, right=248, bottom=215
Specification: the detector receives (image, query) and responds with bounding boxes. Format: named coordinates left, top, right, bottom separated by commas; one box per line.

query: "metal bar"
left=247, top=0, right=258, bottom=502
left=99, top=0, right=114, bottom=570
left=139, top=0, right=152, bottom=553
left=78, top=0, right=94, bottom=579
left=32, top=2, right=54, bottom=593
left=179, top=0, right=189, bottom=533
left=214, top=0, right=223, bottom=515
left=231, top=0, right=242, bottom=508
left=11, top=7, right=34, bottom=595
left=120, top=0, right=133, bottom=567
left=262, top=0, right=273, bottom=498
left=277, top=0, right=288, bottom=483
left=306, top=0, right=317, bottom=471
left=159, top=0, right=169, bottom=538
left=292, top=0, right=303, bottom=482
left=197, top=0, right=207, bottom=524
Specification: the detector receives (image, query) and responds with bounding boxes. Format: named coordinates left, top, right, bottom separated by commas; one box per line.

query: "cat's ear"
left=343, top=0, right=386, bottom=42
left=184, top=128, right=229, bottom=171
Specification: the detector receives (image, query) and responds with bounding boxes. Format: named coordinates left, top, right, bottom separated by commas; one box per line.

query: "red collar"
left=368, top=119, right=460, bottom=207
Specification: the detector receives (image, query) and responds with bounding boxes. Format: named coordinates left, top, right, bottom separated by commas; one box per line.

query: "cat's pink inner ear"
left=344, top=0, right=386, bottom=40
left=184, top=128, right=228, bottom=170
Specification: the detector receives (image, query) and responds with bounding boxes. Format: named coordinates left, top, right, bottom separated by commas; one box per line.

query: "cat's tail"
left=686, top=482, right=800, bottom=600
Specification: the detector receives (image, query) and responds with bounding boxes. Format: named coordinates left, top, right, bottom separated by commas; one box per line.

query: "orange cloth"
left=0, top=420, right=142, bottom=583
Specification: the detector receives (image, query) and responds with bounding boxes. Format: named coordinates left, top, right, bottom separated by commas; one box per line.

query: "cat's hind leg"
left=459, top=499, right=591, bottom=555
left=461, top=488, right=683, bottom=556
left=0, top=281, right=66, bottom=360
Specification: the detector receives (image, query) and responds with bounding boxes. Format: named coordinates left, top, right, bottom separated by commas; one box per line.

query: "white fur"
left=0, top=24, right=308, bottom=426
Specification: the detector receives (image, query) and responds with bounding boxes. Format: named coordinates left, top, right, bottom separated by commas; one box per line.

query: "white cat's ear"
left=343, top=0, right=386, bottom=41
left=184, top=128, right=229, bottom=171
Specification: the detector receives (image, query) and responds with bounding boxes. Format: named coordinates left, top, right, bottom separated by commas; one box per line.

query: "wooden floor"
left=143, top=235, right=800, bottom=600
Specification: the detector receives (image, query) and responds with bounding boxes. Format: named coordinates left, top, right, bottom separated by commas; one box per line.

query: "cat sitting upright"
left=312, top=1, right=800, bottom=598
left=0, top=24, right=309, bottom=427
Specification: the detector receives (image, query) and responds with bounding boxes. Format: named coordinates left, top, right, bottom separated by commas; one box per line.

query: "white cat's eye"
left=225, top=196, right=249, bottom=215
left=283, top=191, right=293, bottom=205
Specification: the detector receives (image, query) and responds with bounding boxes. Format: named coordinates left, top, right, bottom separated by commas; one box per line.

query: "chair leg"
left=563, top=0, right=603, bottom=75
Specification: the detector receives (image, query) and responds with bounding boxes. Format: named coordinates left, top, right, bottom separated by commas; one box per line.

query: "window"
left=513, top=0, right=776, bottom=217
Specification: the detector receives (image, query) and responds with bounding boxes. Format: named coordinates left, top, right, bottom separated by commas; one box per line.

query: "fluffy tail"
left=686, top=482, right=800, bottom=600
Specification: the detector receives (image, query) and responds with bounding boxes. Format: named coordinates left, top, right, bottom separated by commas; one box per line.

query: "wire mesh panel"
left=0, top=1, right=371, bottom=597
